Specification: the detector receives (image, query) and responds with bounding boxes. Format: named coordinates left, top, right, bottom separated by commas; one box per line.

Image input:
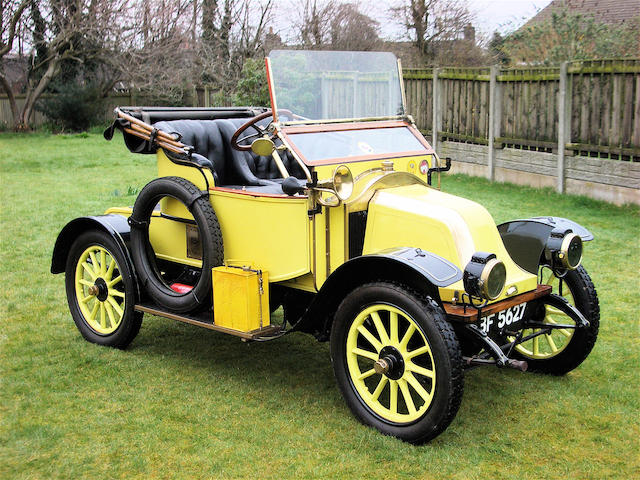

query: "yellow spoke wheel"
left=346, top=305, right=436, bottom=423
left=512, top=267, right=575, bottom=359
left=508, top=265, right=599, bottom=375
left=65, top=230, right=142, bottom=348
left=331, top=282, right=463, bottom=444
left=74, top=245, right=125, bottom=334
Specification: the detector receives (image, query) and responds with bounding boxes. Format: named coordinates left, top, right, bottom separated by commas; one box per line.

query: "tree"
left=197, top=0, right=273, bottom=94
left=390, top=0, right=473, bottom=59
left=293, top=1, right=380, bottom=50
left=115, top=0, right=197, bottom=106
left=0, top=0, right=128, bottom=130
left=294, top=0, right=333, bottom=48
left=233, top=56, right=269, bottom=106
left=503, top=8, right=640, bottom=65
left=1, top=0, right=33, bottom=128
left=488, top=31, right=509, bottom=65
left=329, top=3, right=380, bottom=51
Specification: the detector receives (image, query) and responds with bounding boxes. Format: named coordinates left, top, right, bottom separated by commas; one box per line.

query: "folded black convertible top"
left=104, top=106, right=268, bottom=155
left=119, top=106, right=267, bottom=124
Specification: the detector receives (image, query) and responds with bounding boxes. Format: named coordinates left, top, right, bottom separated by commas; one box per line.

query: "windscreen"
left=287, top=127, right=425, bottom=163
left=268, top=50, right=404, bottom=121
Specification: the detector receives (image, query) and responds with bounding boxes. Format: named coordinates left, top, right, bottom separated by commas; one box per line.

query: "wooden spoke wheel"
left=330, top=282, right=463, bottom=444
left=65, top=230, right=142, bottom=348
left=510, top=266, right=600, bottom=374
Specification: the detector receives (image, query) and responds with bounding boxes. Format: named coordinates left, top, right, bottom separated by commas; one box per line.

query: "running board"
left=134, top=304, right=283, bottom=340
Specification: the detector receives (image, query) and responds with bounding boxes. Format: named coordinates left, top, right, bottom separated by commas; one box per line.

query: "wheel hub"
left=377, top=346, right=405, bottom=380
left=92, top=278, right=109, bottom=302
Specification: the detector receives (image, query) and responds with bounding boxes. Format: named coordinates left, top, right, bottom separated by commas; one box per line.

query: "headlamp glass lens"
left=566, top=235, right=583, bottom=269
left=486, top=261, right=506, bottom=299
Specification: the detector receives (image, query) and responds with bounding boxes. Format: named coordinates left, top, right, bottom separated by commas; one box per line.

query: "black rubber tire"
left=65, top=230, right=142, bottom=348
left=514, top=266, right=600, bottom=375
left=330, top=282, right=464, bottom=444
left=130, top=176, right=223, bottom=313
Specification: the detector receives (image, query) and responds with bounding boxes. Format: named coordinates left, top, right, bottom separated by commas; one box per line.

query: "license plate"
left=479, top=302, right=528, bottom=334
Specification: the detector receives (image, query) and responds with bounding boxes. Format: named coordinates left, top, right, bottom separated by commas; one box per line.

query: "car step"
left=134, top=303, right=283, bottom=340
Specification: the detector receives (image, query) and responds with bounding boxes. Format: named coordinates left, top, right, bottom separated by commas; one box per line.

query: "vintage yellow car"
left=52, top=50, right=599, bottom=443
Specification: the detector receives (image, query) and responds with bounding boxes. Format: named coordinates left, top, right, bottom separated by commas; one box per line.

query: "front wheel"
left=511, top=265, right=600, bottom=374
left=330, top=282, right=463, bottom=444
left=65, top=230, right=142, bottom=348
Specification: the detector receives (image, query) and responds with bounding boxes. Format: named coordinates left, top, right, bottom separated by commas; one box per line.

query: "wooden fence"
left=0, top=92, right=135, bottom=128
left=404, top=59, right=640, bottom=163
left=3, top=59, right=639, bottom=164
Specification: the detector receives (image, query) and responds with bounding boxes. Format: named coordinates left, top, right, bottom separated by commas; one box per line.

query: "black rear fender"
left=51, top=215, right=136, bottom=295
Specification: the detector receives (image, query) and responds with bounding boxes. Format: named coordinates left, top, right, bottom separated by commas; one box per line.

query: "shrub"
left=233, top=58, right=270, bottom=107
left=37, top=83, right=107, bottom=132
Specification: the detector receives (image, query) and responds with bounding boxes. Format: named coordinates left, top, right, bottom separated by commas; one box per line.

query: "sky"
left=276, top=0, right=555, bottom=43
left=469, top=0, right=554, bottom=34
left=372, top=0, right=555, bottom=38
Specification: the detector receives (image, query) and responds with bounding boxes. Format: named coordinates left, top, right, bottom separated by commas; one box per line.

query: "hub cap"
left=74, top=245, right=126, bottom=335
left=346, top=304, right=436, bottom=424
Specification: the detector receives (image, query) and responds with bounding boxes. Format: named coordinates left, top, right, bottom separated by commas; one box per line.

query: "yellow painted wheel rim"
left=513, top=268, right=575, bottom=359
left=346, top=304, right=436, bottom=424
left=74, top=245, right=126, bottom=335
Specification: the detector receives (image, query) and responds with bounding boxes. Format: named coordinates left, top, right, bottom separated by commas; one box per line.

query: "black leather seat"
left=153, top=120, right=227, bottom=184
left=153, top=117, right=306, bottom=193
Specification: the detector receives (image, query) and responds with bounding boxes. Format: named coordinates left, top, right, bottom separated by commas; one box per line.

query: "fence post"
left=557, top=61, right=569, bottom=193
left=488, top=65, right=499, bottom=181
left=432, top=68, right=440, bottom=152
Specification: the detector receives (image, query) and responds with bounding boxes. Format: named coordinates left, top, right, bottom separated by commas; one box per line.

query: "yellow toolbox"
left=212, top=266, right=270, bottom=332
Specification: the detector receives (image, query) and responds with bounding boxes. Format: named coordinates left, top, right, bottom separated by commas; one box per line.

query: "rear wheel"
left=330, top=282, right=463, bottom=444
left=511, top=266, right=599, bottom=374
left=65, top=230, right=142, bottom=348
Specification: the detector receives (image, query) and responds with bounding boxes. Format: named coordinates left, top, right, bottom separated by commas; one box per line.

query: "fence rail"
left=404, top=59, right=640, bottom=162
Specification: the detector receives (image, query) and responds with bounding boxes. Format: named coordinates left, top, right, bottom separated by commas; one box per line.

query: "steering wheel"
left=230, top=111, right=275, bottom=151
left=230, top=109, right=295, bottom=151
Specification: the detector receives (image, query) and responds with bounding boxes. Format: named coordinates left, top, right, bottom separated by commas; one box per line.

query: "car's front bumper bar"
left=442, top=284, right=552, bottom=323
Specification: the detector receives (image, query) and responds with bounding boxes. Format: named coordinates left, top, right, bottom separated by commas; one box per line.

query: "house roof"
left=523, top=0, right=640, bottom=28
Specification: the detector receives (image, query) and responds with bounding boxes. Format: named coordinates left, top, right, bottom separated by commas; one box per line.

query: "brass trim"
left=559, top=233, right=582, bottom=269
left=345, top=171, right=428, bottom=211
left=398, top=58, right=407, bottom=114
left=311, top=209, right=318, bottom=290
left=325, top=206, right=331, bottom=278
left=280, top=115, right=407, bottom=126
left=274, top=129, right=312, bottom=181
left=186, top=224, right=202, bottom=260
left=374, top=358, right=390, bottom=375
left=343, top=203, right=349, bottom=262
left=479, top=258, right=506, bottom=300
left=271, top=149, right=290, bottom=179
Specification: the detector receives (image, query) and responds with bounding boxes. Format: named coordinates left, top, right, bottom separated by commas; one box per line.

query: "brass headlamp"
left=463, top=252, right=507, bottom=301
left=545, top=228, right=583, bottom=271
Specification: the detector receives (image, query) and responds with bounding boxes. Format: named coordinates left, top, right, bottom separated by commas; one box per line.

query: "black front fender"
left=296, top=247, right=462, bottom=340
left=497, top=216, right=594, bottom=274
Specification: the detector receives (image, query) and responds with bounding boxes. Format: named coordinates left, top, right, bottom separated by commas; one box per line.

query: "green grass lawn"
left=1, top=132, right=638, bottom=479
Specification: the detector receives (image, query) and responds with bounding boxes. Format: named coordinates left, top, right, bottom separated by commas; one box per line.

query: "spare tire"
left=129, top=176, right=223, bottom=313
